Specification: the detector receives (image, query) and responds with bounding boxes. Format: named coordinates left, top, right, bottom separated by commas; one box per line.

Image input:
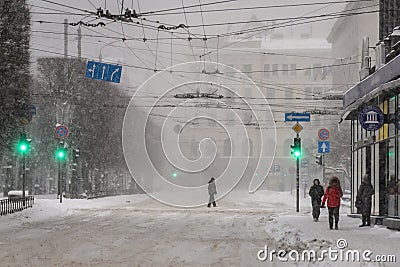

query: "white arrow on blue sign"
left=318, top=141, right=330, bottom=153
left=285, top=113, right=310, bottom=122
left=85, top=60, right=122, bottom=83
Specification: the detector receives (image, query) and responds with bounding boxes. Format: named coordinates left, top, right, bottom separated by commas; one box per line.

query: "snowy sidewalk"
left=264, top=207, right=400, bottom=266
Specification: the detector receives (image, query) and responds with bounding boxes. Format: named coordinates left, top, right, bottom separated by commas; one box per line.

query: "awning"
left=341, top=79, right=400, bottom=121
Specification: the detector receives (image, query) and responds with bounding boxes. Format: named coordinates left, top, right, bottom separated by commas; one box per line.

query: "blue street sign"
left=358, top=106, right=384, bottom=131
left=318, top=141, right=330, bottom=154
left=285, top=113, right=310, bottom=122
left=85, top=60, right=122, bottom=83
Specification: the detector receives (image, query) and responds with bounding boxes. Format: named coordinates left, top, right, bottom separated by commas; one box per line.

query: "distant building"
left=327, top=0, right=379, bottom=92
left=182, top=19, right=335, bottom=191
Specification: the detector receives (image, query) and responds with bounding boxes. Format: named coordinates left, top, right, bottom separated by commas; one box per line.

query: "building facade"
left=341, top=0, right=400, bottom=228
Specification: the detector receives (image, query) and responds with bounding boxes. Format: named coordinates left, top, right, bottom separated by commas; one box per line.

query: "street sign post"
left=55, top=125, right=69, bottom=140
left=285, top=113, right=310, bottom=122
left=318, top=141, right=330, bottom=153
left=318, top=128, right=330, bottom=140
left=85, top=60, right=122, bottom=83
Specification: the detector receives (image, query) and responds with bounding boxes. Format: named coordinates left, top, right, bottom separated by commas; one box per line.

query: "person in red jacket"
left=321, top=176, right=343, bottom=230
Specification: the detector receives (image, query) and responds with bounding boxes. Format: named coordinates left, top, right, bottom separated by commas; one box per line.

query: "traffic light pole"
left=58, top=142, right=63, bottom=203
left=296, top=133, right=300, bottom=213
left=22, top=153, right=26, bottom=206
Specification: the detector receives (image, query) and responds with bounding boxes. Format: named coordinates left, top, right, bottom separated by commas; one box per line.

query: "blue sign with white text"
left=85, top=61, right=122, bottom=83
left=318, top=141, right=330, bottom=154
left=285, top=113, right=310, bottom=122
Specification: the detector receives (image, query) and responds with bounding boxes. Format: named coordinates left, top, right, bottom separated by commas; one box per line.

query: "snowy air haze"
left=1, top=0, right=399, bottom=266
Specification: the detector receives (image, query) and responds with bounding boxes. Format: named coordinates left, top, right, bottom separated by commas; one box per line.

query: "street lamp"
left=99, top=40, right=120, bottom=61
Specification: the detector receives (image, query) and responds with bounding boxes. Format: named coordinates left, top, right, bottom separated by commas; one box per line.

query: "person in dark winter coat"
left=356, top=174, right=374, bottom=227
left=309, top=179, right=324, bottom=222
left=207, top=177, right=217, bottom=207
left=321, top=176, right=343, bottom=230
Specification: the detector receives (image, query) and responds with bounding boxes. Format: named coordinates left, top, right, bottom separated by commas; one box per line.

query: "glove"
left=320, top=204, right=326, bottom=208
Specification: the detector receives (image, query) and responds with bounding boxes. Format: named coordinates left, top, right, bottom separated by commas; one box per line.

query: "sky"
left=28, top=0, right=349, bottom=88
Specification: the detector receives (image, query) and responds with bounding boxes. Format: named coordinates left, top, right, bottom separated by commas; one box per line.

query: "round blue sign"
left=358, top=106, right=384, bottom=131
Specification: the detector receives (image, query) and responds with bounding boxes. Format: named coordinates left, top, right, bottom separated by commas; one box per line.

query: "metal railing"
left=0, top=196, right=34, bottom=216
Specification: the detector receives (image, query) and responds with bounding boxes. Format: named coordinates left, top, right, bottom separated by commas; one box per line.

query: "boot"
left=359, top=216, right=366, bottom=227
left=329, top=222, right=333, bottom=230
left=335, top=223, right=338, bottom=230
left=366, top=215, right=371, bottom=226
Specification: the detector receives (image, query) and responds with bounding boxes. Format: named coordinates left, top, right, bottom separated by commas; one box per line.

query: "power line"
left=143, top=0, right=376, bottom=16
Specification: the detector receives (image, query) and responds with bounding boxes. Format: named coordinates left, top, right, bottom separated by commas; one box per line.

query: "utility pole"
left=64, top=19, right=68, bottom=58
left=77, top=26, right=82, bottom=58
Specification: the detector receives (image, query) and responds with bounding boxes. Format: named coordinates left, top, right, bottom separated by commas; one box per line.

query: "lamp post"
left=99, top=40, right=120, bottom=61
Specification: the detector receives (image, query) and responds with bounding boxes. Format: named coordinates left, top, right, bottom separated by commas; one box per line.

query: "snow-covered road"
left=0, top=191, right=399, bottom=266
left=0, top=195, right=283, bottom=266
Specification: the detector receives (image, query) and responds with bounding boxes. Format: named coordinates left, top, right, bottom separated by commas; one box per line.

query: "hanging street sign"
left=318, top=141, right=330, bottom=153
left=358, top=106, right=384, bottom=131
left=55, top=125, right=69, bottom=139
left=292, top=122, right=303, bottom=134
left=285, top=113, right=311, bottom=122
left=318, top=128, right=330, bottom=140
left=85, top=60, right=122, bottom=83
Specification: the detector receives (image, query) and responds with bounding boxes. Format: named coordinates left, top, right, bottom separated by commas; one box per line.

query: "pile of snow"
left=0, top=194, right=148, bottom=227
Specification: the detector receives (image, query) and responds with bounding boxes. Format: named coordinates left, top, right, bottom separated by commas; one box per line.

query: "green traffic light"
left=293, top=149, right=301, bottom=158
left=172, top=172, right=177, bottom=178
left=56, top=148, right=67, bottom=160
left=17, top=140, right=29, bottom=155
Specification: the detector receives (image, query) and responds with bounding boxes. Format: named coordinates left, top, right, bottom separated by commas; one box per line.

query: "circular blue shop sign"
left=358, top=106, right=384, bottom=131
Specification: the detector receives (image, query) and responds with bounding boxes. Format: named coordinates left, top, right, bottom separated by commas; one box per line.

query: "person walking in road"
left=309, top=178, right=324, bottom=222
left=207, top=177, right=217, bottom=207
left=321, top=176, right=343, bottom=230
left=356, top=174, right=374, bottom=227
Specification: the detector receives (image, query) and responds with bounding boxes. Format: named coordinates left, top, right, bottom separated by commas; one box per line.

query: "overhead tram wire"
left=186, top=6, right=380, bottom=29
left=31, top=6, right=381, bottom=42
left=139, top=0, right=241, bottom=15
left=30, top=43, right=360, bottom=97
left=142, top=0, right=376, bottom=16
left=200, top=7, right=381, bottom=57
left=182, top=0, right=198, bottom=61
left=37, top=0, right=96, bottom=15
left=214, top=3, right=379, bottom=38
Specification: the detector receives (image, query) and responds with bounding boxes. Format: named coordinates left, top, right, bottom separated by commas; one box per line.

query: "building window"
left=264, top=64, right=270, bottom=77
left=305, top=67, right=311, bottom=76
left=265, top=87, right=275, bottom=98
left=291, top=64, right=297, bottom=76
left=285, top=90, right=293, bottom=99
left=282, top=64, right=288, bottom=76
left=272, top=64, right=278, bottom=76
left=243, top=64, right=252, bottom=78
left=242, top=138, right=253, bottom=157
left=313, top=64, right=322, bottom=79
left=223, top=139, right=231, bottom=157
